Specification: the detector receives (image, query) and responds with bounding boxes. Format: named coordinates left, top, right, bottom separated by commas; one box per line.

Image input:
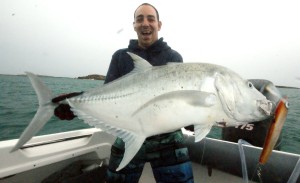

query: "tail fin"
left=11, top=72, right=55, bottom=152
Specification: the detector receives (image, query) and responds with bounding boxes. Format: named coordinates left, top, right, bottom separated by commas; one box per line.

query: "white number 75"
left=235, top=124, right=254, bottom=131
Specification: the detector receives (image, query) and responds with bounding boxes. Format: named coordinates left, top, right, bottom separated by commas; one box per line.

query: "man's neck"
left=138, top=39, right=159, bottom=49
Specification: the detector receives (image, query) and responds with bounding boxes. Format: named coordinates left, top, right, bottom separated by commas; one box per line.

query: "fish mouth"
left=257, top=100, right=273, bottom=116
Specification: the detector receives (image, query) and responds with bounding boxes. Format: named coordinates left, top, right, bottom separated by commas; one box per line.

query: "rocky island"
left=77, top=74, right=105, bottom=80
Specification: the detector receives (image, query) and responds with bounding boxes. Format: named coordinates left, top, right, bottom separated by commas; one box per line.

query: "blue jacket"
left=104, top=38, right=183, bottom=84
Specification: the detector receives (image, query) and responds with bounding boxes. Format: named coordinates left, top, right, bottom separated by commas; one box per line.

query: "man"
left=104, top=3, right=194, bottom=183
left=54, top=3, right=194, bottom=183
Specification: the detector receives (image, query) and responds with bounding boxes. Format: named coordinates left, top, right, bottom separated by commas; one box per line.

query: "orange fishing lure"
left=259, top=98, right=288, bottom=164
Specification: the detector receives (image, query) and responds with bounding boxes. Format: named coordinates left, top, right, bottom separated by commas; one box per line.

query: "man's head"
left=133, top=3, right=162, bottom=49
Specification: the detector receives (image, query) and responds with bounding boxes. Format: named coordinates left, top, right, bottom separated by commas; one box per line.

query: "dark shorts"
left=106, top=130, right=194, bottom=183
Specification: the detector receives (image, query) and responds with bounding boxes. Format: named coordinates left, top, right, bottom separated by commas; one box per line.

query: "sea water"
left=0, top=74, right=100, bottom=140
left=0, top=74, right=299, bottom=154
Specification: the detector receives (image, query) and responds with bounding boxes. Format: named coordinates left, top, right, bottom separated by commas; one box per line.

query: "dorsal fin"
left=127, top=52, right=152, bottom=73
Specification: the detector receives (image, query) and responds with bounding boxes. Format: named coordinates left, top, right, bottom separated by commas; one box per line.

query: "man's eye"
left=147, top=18, right=155, bottom=22
left=136, top=17, right=143, bottom=23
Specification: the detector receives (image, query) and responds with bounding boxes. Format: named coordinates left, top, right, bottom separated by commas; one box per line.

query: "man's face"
left=133, top=5, right=162, bottom=49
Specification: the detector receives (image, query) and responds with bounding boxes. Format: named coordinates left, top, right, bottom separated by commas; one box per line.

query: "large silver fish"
left=11, top=52, right=272, bottom=171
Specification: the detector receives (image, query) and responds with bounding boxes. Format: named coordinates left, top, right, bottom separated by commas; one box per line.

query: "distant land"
left=77, top=74, right=106, bottom=80
left=277, top=85, right=300, bottom=89
left=0, top=73, right=106, bottom=80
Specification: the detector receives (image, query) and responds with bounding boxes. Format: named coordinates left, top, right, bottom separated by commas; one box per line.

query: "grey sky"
left=1, top=0, right=300, bottom=87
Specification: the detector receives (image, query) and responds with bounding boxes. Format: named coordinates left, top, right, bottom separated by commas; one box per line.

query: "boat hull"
left=185, top=135, right=300, bottom=183
left=0, top=129, right=299, bottom=183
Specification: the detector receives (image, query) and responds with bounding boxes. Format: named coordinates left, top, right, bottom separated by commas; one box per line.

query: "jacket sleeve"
left=104, top=51, right=121, bottom=84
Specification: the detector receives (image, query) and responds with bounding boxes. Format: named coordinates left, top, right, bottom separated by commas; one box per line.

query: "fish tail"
left=11, top=72, right=55, bottom=152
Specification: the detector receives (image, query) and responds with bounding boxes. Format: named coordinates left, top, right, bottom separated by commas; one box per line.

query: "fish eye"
left=247, top=82, right=253, bottom=88
left=285, top=101, right=289, bottom=109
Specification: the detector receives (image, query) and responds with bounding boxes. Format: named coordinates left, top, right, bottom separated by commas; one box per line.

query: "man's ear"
left=133, top=21, right=137, bottom=32
left=158, top=21, right=162, bottom=31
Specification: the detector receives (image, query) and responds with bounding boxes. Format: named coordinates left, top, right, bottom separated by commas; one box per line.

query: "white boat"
left=0, top=128, right=299, bottom=183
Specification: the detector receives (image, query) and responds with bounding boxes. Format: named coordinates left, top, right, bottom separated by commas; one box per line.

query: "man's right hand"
left=54, top=104, right=76, bottom=120
left=52, top=92, right=83, bottom=120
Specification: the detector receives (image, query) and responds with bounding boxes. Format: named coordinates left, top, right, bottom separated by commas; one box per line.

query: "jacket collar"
left=128, top=38, right=170, bottom=53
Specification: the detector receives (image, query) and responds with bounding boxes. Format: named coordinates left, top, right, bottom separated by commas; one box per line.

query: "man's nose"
left=141, top=19, right=150, bottom=26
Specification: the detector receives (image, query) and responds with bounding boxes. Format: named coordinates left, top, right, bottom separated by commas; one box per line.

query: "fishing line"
left=237, top=139, right=264, bottom=183
left=238, top=139, right=252, bottom=183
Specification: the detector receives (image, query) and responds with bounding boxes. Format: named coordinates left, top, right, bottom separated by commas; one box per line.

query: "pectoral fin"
left=194, top=124, right=213, bottom=142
